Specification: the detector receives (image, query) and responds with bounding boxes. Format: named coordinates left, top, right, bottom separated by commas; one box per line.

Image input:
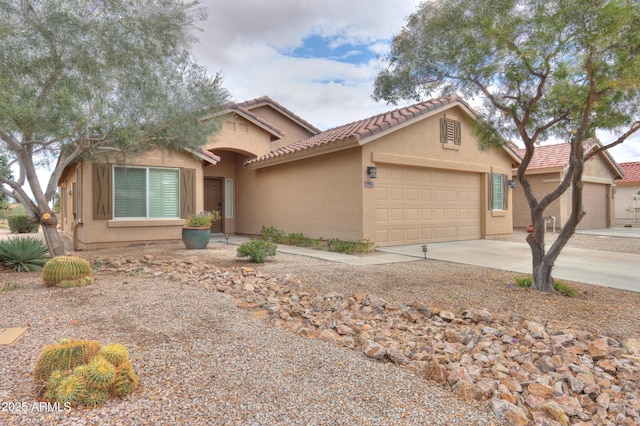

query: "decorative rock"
left=362, top=340, right=386, bottom=360
left=439, top=310, right=455, bottom=321
left=319, top=329, right=342, bottom=346
left=588, top=339, right=610, bottom=360
left=528, top=383, right=554, bottom=399
left=490, top=399, right=530, bottom=426
left=536, top=401, right=570, bottom=426
left=97, top=254, right=640, bottom=426
left=426, top=362, right=448, bottom=384
left=386, top=347, right=409, bottom=365
left=622, top=338, right=640, bottom=355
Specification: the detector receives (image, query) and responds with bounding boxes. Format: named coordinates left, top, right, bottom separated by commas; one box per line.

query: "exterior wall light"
left=508, top=179, right=517, bottom=189
left=367, top=166, right=377, bottom=179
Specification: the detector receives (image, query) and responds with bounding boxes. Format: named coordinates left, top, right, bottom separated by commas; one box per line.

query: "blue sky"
left=192, top=0, right=640, bottom=163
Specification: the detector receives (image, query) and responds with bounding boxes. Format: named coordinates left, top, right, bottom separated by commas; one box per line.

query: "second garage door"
left=577, top=183, right=608, bottom=229
left=374, top=165, right=481, bottom=245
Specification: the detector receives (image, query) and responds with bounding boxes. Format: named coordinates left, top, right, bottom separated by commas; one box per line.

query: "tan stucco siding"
left=235, top=149, right=364, bottom=241
left=204, top=115, right=273, bottom=156
left=512, top=173, right=565, bottom=228
left=615, top=183, right=640, bottom=223
left=246, top=105, right=317, bottom=149
left=60, top=150, right=203, bottom=250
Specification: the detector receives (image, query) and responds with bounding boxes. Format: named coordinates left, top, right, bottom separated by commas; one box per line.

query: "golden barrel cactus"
left=42, top=256, right=92, bottom=288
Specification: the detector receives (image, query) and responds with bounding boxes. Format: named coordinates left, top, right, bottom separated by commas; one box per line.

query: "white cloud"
left=193, top=0, right=418, bottom=129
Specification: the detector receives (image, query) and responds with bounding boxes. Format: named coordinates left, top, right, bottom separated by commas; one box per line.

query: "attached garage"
left=577, top=182, right=608, bottom=229
left=374, top=165, right=481, bottom=245
left=512, top=141, right=621, bottom=231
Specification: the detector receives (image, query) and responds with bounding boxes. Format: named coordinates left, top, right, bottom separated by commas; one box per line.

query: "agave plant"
left=0, top=236, right=49, bottom=272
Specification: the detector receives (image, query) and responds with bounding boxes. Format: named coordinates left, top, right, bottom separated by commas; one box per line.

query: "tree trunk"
left=40, top=216, right=66, bottom=257
left=526, top=217, right=556, bottom=292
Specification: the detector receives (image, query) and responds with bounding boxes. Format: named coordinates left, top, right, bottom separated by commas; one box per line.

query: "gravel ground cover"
left=0, top=229, right=638, bottom=425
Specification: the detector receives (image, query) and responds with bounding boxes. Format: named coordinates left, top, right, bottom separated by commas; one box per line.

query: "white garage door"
left=578, top=183, right=607, bottom=229
left=374, top=165, right=481, bottom=245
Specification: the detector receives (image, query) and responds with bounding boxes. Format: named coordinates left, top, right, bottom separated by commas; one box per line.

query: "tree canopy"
left=0, top=0, right=229, bottom=255
left=374, top=0, right=640, bottom=291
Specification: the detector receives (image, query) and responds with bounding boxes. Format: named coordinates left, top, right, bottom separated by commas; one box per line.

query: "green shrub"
left=514, top=276, right=533, bottom=288
left=553, top=281, right=577, bottom=297
left=7, top=215, right=40, bottom=233
left=514, top=275, right=576, bottom=297
left=328, top=238, right=373, bottom=254
left=260, top=226, right=285, bottom=243
left=0, top=236, right=49, bottom=272
left=237, top=239, right=277, bottom=263
left=284, top=232, right=320, bottom=248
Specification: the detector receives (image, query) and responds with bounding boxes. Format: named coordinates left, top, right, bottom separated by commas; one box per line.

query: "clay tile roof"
left=515, top=139, right=623, bottom=178
left=515, top=143, right=572, bottom=169
left=235, top=96, right=321, bottom=134
left=245, top=95, right=464, bottom=166
left=617, top=162, right=640, bottom=183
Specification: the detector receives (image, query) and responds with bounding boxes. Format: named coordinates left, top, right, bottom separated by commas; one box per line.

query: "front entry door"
left=204, top=178, right=223, bottom=233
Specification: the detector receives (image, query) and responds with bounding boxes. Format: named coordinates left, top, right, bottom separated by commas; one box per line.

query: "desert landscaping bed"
left=1, top=231, right=639, bottom=425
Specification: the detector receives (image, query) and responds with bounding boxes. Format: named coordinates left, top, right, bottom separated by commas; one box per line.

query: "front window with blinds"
left=113, top=166, right=180, bottom=218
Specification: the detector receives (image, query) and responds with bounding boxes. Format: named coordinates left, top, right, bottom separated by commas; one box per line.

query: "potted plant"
left=182, top=210, right=220, bottom=249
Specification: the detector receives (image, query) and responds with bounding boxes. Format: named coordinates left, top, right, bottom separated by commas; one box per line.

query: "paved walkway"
left=214, top=228, right=640, bottom=293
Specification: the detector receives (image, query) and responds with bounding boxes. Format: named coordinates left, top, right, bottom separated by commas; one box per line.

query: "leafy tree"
left=374, top=0, right=640, bottom=292
left=0, top=156, right=13, bottom=211
left=0, top=0, right=229, bottom=256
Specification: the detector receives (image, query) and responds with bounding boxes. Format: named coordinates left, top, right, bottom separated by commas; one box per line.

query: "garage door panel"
left=375, top=165, right=482, bottom=245
left=391, top=188, right=403, bottom=200
left=406, top=208, right=419, bottom=220
left=375, top=187, right=388, bottom=200
left=420, top=208, right=432, bottom=220
left=390, top=208, right=404, bottom=221
left=375, top=209, right=388, bottom=221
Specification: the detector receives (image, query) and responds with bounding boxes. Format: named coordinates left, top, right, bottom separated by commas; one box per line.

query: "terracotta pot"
left=181, top=227, right=211, bottom=249
left=526, top=225, right=534, bottom=233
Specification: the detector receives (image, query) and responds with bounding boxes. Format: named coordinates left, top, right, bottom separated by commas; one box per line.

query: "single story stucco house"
left=58, top=95, right=520, bottom=250
left=615, top=161, right=640, bottom=224
left=512, top=140, right=623, bottom=231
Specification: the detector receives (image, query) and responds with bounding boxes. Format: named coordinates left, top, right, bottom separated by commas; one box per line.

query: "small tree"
left=0, top=0, right=229, bottom=256
left=374, top=0, right=640, bottom=292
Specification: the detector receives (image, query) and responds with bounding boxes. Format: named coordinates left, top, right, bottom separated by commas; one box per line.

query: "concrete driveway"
left=378, top=228, right=640, bottom=293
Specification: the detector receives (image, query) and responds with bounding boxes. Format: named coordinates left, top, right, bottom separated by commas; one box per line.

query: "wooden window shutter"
left=454, top=121, right=461, bottom=145
left=502, top=174, right=509, bottom=210
left=440, top=118, right=447, bottom=143
left=92, top=163, right=112, bottom=220
left=180, top=168, right=196, bottom=219
left=72, top=182, right=77, bottom=215
left=487, top=174, right=494, bottom=210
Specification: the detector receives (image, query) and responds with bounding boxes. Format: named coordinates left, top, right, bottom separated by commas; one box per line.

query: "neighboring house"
left=614, top=162, right=640, bottom=224
left=512, top=140, right=623, bottom=230
left=58, top=95, right=519, bottom=250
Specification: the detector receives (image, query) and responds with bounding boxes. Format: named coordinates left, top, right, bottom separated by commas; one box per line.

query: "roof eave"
left=184, top=147, right=220, bottom=165
left=201, top=108, right=285, bottom=139
left=244, top=138, right=359, bottom=169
